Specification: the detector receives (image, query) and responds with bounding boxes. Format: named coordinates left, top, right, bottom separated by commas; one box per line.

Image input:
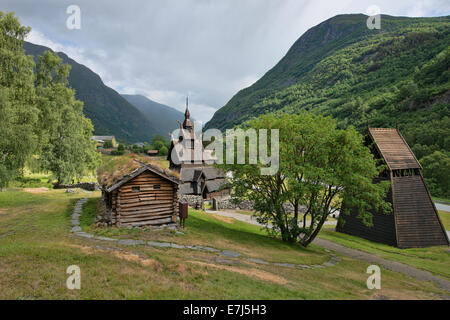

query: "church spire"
left=185, top=96, right=190, bottom=119
left=183, top=95, right=193, bottom=129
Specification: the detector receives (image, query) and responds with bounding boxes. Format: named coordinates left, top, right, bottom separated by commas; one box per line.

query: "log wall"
left=109, top=171, right=179, bottom=227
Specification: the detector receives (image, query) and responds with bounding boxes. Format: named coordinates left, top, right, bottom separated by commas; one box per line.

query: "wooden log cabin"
left=337, top=127, right=449, bottom=248
left=100, top=160, right=181, bottom=227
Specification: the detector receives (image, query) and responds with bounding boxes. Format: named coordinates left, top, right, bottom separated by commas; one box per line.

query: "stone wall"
left=212, top=197, right=253, bottom=211
left=54, top=182, right=100, bottom=191
left=180, top=194, right=204, bottom=209
left=212, top=196, right=304, bottom=214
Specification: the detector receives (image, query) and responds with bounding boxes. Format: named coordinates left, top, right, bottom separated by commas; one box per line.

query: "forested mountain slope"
left=205, top=14, right=450, bottom=196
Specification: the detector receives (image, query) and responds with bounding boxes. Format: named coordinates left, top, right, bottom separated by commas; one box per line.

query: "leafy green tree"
left=35, top=51, right=100, bottom=184
left=142, top=142, right=151, bottom=153
left=219, top=113, right=391, bottom=247
left=132, top=144, right=142, bottom=153
left=420, top=151, right=450, bottom=198
left=414, top=46, right=450, bottom=86
left=152, top=134, right=170, bottom=148
left=152, top=141, right=164, bottom=151
left=159, top=146, right=168, bottom=156
left=151, top=134, right=171, bottom=156
left=111, top=144, right=125, bottom=156
left=0, top=12, right=37, bottom=188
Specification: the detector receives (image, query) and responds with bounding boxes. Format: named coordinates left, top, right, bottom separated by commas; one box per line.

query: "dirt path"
left=206, top=209, right=450, bottom=292
left=435, top=202, right=450, bottom=212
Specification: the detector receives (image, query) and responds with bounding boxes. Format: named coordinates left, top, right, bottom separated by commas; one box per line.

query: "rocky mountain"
left=121, top=94, right=186, bottom=138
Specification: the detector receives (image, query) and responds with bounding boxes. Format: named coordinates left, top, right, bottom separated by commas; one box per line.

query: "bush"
left=110, top=150, right=125, bottom=156
left=159, top=146, right=168, bottom=156
left=420, top=151, right=450, bottom=198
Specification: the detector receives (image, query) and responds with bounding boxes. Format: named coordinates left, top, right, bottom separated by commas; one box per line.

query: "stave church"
left=167, top=98, right=229, bottom=200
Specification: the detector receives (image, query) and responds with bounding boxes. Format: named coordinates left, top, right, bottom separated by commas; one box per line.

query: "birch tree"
left=219, top=113, right=391, bottom=247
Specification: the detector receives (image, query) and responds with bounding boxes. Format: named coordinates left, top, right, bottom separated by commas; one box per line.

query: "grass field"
left=438, top=211, right=450, bottom=230
left=8, top=172, right=53, bottom=189
left=318, top=210, right=449, bottom=281
left=84, top=199, right=328, bottom=265
left=0, top=188, right=448, bottom=299
left=320, top=229, right=450, bottom=280
left=433, top=197, right=450, bottom=204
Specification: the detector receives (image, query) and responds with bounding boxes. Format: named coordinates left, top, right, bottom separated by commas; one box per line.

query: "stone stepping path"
left=70, top=198, right=87, bottom=233
left=70, top=198, right=340, bottom=270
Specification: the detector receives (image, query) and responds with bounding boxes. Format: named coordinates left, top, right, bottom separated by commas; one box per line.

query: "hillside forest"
left=206, top=15, right=450, bottom=198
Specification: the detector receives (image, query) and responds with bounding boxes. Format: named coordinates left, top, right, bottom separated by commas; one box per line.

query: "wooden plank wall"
left=336, top=179, right=397, bottom=246
left=114, top=171, right=177, bottom=227
left=393, top=175, right=448, bottom=248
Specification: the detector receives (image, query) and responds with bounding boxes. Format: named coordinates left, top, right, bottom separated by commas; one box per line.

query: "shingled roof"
left=204, top=180, right=224, bottom=193
left=368, top=128, right=421, bottom=170
left=178, top=166, right=227, bottom=196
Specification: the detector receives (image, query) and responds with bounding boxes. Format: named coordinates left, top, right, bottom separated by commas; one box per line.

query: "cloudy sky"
left=3, top=0, right=450, bottom=124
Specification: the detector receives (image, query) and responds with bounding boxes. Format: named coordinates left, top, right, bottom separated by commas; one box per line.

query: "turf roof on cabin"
left=97, top=154, right=180, bottom=189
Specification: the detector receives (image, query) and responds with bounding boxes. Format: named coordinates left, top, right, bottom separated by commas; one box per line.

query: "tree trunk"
left=299, top=210, right=329, bottom=247
left=294, top=199, right=299, bottom=222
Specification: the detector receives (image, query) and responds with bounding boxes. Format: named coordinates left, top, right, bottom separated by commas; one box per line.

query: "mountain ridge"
left=205, top=14, right=450, bottom=131
left=204, top=13, right=450, bottom=197
left=121, top=94, right=186, bottom=137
